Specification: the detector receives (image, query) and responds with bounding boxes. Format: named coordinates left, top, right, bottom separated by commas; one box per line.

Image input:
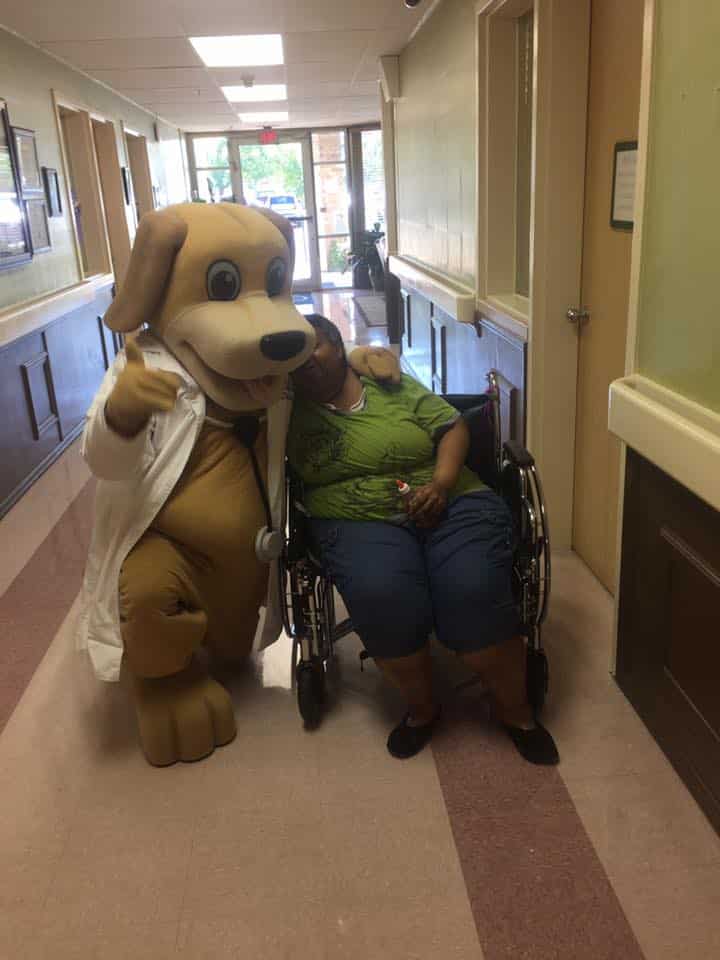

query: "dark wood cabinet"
left=0, top=282, right=114, bottom=516
left=0, top=333, right=62, bottom=509
left=45, top=312, right=108, bottom=439
left=617, top=449, right=720, bottom=834
left=402, top=291, right=433, bottom=391
left=396, top=280, right=527, bottom=446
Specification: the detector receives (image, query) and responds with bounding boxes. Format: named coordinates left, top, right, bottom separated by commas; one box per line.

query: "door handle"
left=567, top=308, right=590, bottom=326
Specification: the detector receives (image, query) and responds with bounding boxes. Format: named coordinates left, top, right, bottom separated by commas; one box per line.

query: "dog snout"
left=260, top=331, right=308, bottom=362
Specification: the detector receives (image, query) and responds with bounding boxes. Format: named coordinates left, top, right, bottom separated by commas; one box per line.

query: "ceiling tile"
left=126, top=88, right=229, bottom=105
left=40, top=38, right=203, bottom=70
left=0, top=0, right=182, bottom=42
left=283, top=30, right=374, bottom=64
left=204, top=65, right=287, bottom=86
left=88, top=67, right=213, bottom=89
left=152, top=102, right=235, bottom=118
left=285, top=61, right=356, bottom=84
left=175, top=0, right=423, bottom=36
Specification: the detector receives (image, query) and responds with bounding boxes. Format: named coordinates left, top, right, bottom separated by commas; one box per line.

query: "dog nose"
left=260, top=331, right=307, bottom=361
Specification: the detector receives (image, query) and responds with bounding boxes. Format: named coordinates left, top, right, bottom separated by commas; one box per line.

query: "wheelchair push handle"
left=503, top=440, right=535, bottom=469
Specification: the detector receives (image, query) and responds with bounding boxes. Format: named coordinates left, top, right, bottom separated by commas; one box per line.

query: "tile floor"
left=1, top=292, right=719, bottom=958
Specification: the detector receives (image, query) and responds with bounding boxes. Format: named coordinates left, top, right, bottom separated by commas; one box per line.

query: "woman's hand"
left=407, top=481, right=449, bottom=528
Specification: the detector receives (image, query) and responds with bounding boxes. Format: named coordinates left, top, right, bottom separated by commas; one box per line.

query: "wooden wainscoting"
left=398, top=283, right=527, bottom=445
left=617, top=449, right=720, bottom=834
left=0, top=282, right=115, bottom=516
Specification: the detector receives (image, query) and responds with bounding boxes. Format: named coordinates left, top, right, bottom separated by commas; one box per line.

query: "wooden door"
left=58, top=107, right=111, bottom=278
left=92, top=120, right=131, bottom=287
left=572, top=0, right=644, bottom=591
left=126, top=133, right=154, bottom=220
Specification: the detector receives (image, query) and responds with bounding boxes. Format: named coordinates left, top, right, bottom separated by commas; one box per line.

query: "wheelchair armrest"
left=503, top=440, right=535, bottom=469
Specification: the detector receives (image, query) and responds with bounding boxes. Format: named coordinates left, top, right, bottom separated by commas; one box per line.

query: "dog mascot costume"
left=77, top=202, right=397, bottom=766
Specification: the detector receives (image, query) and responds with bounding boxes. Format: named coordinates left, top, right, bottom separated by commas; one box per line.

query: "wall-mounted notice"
left=611, top=140, right=638, bottom=230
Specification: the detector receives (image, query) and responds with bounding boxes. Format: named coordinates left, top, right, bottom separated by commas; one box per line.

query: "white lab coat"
left=76, top=331, right=289, bottom=682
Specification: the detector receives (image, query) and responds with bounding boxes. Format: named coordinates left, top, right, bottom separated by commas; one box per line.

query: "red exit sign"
left=259, top=128, right=278, bottom=145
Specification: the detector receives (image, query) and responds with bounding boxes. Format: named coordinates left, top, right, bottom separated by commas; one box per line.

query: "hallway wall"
left=394, top=0, right=476, bottom=286
left=635, top=0, right=720, bottom=411
left=614, top=0, right=720, bottom=836
left=0, top=26, right=188, bottom=310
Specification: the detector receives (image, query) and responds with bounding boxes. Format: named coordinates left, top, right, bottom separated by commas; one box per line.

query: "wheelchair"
left=280, top=382, right=551, bottom=730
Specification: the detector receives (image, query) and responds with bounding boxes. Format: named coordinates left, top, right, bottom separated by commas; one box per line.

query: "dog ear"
left=103, top=208, right=188, bottom=333
left=250, top=206, right=295, bottom=282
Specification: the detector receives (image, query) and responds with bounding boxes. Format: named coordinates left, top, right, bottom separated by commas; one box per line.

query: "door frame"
left=229, top=130, right=321, bottom=292
left=52, top=91, right=113, bottom=281
left=475, top=0, right=591, bottom=550
left=122, top=124, right=155, bottom=224
left=610, top=0, right=656, bottom=665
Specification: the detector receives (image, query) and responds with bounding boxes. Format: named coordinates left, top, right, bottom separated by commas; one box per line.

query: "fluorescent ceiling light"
left=189, top=35, right=284, bottom=67
left=239, top=111, right=289, bottom=124
left=222, top=84, right=287, bottom=103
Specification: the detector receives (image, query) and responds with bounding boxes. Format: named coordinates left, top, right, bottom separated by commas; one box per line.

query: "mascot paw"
left=348, top=346, right=401, bottom=385
left=131, top=661, right=236, bottom=766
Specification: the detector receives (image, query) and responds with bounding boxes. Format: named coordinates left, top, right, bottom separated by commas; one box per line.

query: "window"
left=361, top=129, right=386, bottom=232
left=192, top=136, right=234, bottom=203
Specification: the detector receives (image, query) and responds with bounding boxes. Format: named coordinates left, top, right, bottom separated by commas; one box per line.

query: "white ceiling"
left=0, top=0, right=427, bottom=131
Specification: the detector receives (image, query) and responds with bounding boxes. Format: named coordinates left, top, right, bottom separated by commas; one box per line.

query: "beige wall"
left=635, top=0, right=720, bottom=411
left=395, top=0, right=476, bottom=286
left=0, top=27, right=188, bottom=311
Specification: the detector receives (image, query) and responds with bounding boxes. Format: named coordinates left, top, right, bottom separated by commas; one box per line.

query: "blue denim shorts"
left=310, top=491, right=519, bottom=659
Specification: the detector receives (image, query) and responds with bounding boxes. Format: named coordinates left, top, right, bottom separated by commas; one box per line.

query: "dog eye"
left=207, top=260, right=242, bottom=301
left=266, top=258, right=287, bottom=298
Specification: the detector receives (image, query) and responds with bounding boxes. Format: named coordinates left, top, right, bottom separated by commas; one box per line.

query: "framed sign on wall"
left=26, top=196, right=51, bottom=252
left=611, top=140, right=638, bottom=231
left=13, top=125, right=51, bottom=252
left=42, top=166, right=62, bottom=217
left=0, top=99, right=32, bottom=269
left=13, top=126, right=43, bottom=195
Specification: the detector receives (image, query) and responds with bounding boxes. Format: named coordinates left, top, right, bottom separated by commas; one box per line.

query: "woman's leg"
left=374, top=647, right=435, bottom=726
left=460, top=636, right=532, bottom=728
left=425, top=492, right=557, bottom=763
left=312, top=519, right=438, bottom=732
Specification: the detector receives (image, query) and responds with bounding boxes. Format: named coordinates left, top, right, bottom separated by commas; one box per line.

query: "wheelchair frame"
left=280, top=382, right=551, bottom=728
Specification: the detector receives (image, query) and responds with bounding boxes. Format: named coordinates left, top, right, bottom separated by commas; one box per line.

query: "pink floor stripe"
left=432, top=697, right=646, bottom=960
left=0, top=480, right=95, bottom=734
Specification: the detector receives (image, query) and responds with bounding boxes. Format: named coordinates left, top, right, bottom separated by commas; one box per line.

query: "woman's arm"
left=433, top=417, right=470, bottom=491
left=407, top=417, right=470, bottom=527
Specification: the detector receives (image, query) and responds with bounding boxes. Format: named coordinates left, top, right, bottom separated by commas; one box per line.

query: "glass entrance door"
left=230, top=133, right=320, bottom=292
left=311, top=130, right=352, bottom=288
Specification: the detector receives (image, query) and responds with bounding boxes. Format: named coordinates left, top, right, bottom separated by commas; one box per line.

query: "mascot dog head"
left=104, top=203, right=315, bottom=411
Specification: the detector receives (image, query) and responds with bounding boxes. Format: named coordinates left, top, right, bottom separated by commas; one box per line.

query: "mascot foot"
left=131, top=660, right=236, bottom=766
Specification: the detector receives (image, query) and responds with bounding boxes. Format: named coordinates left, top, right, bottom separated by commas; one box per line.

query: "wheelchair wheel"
left=296, top=661, right=326, bottom=729
left=526, top=646, right=549, bottom=715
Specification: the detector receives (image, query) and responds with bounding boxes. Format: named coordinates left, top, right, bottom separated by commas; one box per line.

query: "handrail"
left=0, top=274, right=114, bottom=349
left=388, top=255, right=476, bottom=324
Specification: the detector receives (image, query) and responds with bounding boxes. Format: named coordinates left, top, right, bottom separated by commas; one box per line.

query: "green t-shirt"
left=287, top=374, right=485, bottom=521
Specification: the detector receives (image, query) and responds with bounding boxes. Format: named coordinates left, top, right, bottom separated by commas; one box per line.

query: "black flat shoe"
left=387, top=711, right=440, bottom=759
left=504, top=722, right=559, bottom=765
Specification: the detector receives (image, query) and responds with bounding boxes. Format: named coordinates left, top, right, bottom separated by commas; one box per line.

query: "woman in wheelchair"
left=287, top=315, right=558, bottom=765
